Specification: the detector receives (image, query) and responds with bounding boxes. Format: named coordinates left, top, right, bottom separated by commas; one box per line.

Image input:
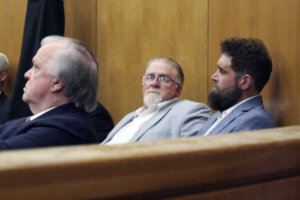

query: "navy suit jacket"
left=0, top=92, right=8, bottom=109
left=0, top=92, right=8, bottom=123
left=0, top=103, right=98, bottom=150
left=197, top=96, right=275, bottom=136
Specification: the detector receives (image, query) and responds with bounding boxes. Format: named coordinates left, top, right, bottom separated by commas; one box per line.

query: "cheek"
left=142, top=83, right=149, bottom=94
left=29, top=76, right=52, bottom=92
left=219, top=78, right=235, bottom=91
left=161, top=86, right=175, bottom=98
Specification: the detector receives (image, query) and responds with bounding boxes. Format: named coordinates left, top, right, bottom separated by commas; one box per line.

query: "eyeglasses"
left=142, top=74, right=181, bottom=86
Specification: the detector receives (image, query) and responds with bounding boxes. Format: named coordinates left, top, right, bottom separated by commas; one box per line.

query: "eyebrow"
left=217, top=65, right=227, bottom=72
left=146, top=73, right=169, bottom=76
left=218, top=65, right=224, bottom=70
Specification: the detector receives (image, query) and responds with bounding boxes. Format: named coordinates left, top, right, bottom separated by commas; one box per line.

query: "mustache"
left=212, top=82, right=220, bottom=91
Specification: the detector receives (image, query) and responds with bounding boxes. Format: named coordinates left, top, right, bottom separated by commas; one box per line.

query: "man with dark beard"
left=102, top=57, right=211, bottom=144
left=197, top=37, right=274, bottom=136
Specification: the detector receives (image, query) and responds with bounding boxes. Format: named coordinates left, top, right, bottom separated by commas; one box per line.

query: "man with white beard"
left=102, top=57, right=211, bottom=144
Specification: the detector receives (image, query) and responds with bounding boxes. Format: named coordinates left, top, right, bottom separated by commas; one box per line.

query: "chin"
left=22, top=95, right=28, bottom=103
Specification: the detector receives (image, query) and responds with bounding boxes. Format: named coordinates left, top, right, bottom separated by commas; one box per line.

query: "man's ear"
left=176, top=85, right=182, bottom=94
left=51, top=79, right=64, bottom=92
left=0, top=72, right=8, bottom=82
left=238, top=74, right=252, bottom=90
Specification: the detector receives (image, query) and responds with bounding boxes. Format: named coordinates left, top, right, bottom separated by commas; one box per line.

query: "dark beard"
left=208, top=85, right=242, bottom=112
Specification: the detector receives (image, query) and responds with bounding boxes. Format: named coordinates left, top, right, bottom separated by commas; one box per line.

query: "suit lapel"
left=129, top=99, right=179, bottom=142
left=197, top=113, right=219, bottom=135
left=209, top=109, right=244, bottom=134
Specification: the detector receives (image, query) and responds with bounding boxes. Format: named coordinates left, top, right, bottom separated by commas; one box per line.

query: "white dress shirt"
left=106, top=98, right=178, bottom=145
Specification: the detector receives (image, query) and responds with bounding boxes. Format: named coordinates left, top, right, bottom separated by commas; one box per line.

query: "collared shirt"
left=203, top=95, right=259, bottom=136
left=28, top=107, right=56, bottom=121
left=106, top=98, right=179, bottom=145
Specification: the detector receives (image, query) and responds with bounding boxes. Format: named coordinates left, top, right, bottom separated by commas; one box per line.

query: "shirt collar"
left=219, top=95, right=260, bottom=119
left=29, top=106, right=57, bottom=121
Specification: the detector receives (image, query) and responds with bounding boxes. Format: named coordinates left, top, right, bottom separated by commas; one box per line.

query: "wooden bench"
left=0, top=126, right=300, bottom=199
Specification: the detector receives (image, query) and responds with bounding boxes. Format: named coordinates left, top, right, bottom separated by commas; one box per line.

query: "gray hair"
left=41, top=35, right=98, bottom=112
left=146, top=57, right=184, bottom=85
left=0, top=53, right=9, bottom=73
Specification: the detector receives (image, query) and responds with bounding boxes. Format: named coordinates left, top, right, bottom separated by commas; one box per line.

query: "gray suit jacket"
left=102, top=99, right=211, bottom=144
left=197, top=96, right=275, bottom=136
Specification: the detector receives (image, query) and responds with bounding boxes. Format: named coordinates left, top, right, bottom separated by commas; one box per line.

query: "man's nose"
left=211, top=71, right=218, bottom=81
left=24, top=69, right=32, bottom=80
left=149, top=77, right=160, bottom=87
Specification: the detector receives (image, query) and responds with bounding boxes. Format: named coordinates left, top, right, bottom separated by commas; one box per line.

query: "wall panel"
left=97, top=0, right=208, bottom=123
left=0, top=0, right=27, bottom=95
left=64, top=0, right=97, bottom=54
left=208, top=0, right=300, bottom=126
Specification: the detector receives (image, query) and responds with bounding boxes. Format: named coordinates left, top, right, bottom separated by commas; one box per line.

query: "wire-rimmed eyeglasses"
left=142, top=74, right=181, bottom=86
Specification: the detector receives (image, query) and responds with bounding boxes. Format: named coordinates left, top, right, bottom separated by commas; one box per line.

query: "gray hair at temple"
left=41, top=35, right=98, bottom=113
left=0, top=53, right=9, bottom=73
left=145, top=57, right=184, bottom=85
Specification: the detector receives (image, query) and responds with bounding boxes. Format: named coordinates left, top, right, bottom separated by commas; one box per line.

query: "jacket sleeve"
left=180, top=101, right=212, bottom=137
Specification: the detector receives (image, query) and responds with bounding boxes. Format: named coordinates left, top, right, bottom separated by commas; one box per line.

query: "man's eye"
left=147, top=75, right=155, bottom=80
left=159, top=76, right=170, bottom=82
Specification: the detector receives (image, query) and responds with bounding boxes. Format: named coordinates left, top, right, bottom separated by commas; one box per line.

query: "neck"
left=237, top=91, right=260, bottom=104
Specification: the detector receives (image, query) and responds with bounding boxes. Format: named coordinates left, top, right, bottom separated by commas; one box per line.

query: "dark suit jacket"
left=0, top=103, right=98, bottom=150
left=0, top=92, right=8, bottom=123
left=197, top=96, right=275, bottom=136
left=88, top=102, right=114, bottom=142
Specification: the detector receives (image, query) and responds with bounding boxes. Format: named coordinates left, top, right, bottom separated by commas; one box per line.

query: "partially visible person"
left=197, top=37, right=274, bottom=136
left=0, top=36, right=99, bottom=150
left=102, top=57, right=211, bottom=145
left=0, top=53, right=10, bottom=121
left=88, top=102, right=114, bottom=142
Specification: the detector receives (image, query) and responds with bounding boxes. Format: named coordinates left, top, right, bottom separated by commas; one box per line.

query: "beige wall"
left=1, top=0, right=300, bottom=126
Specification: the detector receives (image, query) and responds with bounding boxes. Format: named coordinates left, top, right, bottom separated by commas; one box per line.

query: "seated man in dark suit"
left=102, top=57, right=211, bottom=145
left=0, top=53, right=10, bottom=121
left=0, top=36, right=99, bottom=150
left=197, top=37, right=274, bottom=136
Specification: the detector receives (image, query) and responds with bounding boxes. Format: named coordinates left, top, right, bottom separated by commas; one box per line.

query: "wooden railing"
left=0, top=126, right=300, bottom=199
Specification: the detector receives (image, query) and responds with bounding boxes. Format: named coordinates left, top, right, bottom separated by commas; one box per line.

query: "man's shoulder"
left=172, top=100, right=210, bottom=111
left=229, top=103, right=274, bottom=130
left=235, top=96, right=269, bottom=117
left=29, top=104, right=92, bottom=132
left=240, top=105, right=273, bottom=122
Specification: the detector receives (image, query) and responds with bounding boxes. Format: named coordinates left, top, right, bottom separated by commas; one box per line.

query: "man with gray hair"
left=0, top=36, right=98, bottom=150
left=0, top=53, right=9, bottom=116
left=102, top=57, right=211, bottom=144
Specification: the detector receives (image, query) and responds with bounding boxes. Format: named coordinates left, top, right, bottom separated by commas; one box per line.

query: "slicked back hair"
left=41, top=35, right=98, bottom=112
left=221, top=37, right=272, bottom=92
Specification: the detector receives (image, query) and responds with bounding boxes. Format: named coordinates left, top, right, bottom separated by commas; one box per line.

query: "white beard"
left=143, top=90, right=163, bottom=107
